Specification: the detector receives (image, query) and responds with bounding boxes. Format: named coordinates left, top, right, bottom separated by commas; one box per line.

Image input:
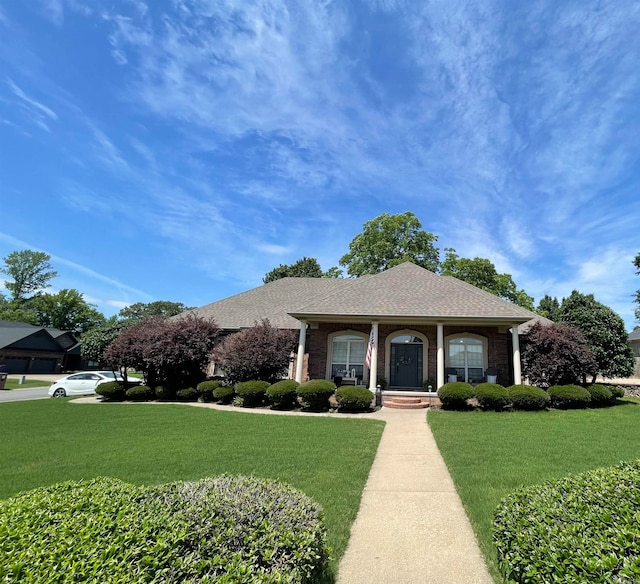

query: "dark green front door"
left=390, top=343, right=422, bottom=387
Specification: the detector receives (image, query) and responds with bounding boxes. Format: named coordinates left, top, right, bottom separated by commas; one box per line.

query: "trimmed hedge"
left=154, top=385, right=175, bottom=401
left=176, top=387, right=199, bottom=402
left=335, top=386, right=374, bottom=412
left=586, top=383, right=613, bottom=405
left=266, top=380, right=299, bottom=409
left=95, top=381, right=125, bottom=401
left=437, top=381, right=474, bottom=410
left=507, top=384, right=550, bottom=411
left=494, top=460, right=640, bottom=583
left=125, top=384, right=154, bottom=401
left=297, top=380, right=336, bottom=411
left=235, top=380, right=270, bottom=407
left=548, top=384, right=591, bottom=409
left=609, top=385, right=626, bottom=399
left=0, top=475, right=328, bottom=583
left=474, top=383, right=509, bottom=411
left=196, top=380, right=221, bottom=402
left=213, top=385, right=234, bottom=404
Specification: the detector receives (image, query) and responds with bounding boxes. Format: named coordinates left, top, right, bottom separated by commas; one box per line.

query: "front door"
left=390, top=343, right=422, bottom=387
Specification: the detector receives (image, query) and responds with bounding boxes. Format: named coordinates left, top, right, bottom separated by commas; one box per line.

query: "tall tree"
left=118, top=300, right=193, bottom=323
left=31, top=289, right=106, bottom=332
left=440, top=249, right=534, bottom=310
left=339, top=212, right=439, bottom=277
left=634, top=252, right=640, bottom=322
left=263, top=257, right=325, bottom=283
left=536, top=294, right=561, bottom=321
left=0, top=294, right=38, bottom=325
left=0, top=250, right=58, bottom=302
left=558, top=290, right=635, bottom=380
left=80, top=316, right=127, bottom=364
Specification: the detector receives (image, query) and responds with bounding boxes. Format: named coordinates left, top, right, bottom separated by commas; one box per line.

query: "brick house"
left=189, top=262, right=542, bottom=391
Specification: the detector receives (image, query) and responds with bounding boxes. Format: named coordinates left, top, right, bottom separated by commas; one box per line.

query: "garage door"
left=30, top=358, right=58, bottom=373
left=3, top=357, right=29, bottom=373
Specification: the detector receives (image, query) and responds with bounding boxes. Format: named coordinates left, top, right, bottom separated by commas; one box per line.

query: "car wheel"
left=52, top=388, right=66, bottom=398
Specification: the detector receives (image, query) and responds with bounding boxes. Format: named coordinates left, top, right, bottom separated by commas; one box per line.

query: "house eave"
left=288, top=313, right=533, bottom=327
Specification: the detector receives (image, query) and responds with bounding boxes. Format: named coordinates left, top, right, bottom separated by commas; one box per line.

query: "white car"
left=48, top=371, right=128, bottom=398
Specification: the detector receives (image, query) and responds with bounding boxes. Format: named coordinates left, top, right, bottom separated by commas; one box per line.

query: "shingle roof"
left=188, top=262, right=540, bottom=329
left=629, top=328, right=640, bottom=341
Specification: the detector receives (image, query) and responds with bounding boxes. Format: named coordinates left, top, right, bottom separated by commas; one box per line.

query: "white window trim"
left=326, top=330, right=368, bottom=382
left=445, top=333, right=488, bottom=383
left=384, top=329, right=429, bottom=389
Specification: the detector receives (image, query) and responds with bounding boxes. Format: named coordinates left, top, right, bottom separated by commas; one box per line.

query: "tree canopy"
left=536, top=295, right=561, bottom=321
left=117, top=301, right=193, bottom=323
left=339, top=212, right=440, bottom=277
left=263, top=257, right=325, bottom=283
left=31, top=289, right=105, bottom=332
left=558, top=290, right=635, bottom=380
left=440, top=249, right=534, bottom=309
left=0, top=250, right=58, bottom=302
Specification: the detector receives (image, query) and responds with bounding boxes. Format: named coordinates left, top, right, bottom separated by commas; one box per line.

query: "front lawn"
left=0, top=400, right=384, bottom=580
left=2, top=378, right=51, bottom=389
left=428, top=400, right=640, bottom=582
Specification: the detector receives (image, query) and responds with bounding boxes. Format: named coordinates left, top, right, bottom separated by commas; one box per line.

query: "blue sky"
left=1, top=0, right=639, bottom=329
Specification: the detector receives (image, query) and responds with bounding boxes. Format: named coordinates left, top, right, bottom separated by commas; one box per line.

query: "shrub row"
left=96, top=377, right=375, bottom=412
left=494, top=460, right=640, bottom=583
left=437, top=382, right=623, bottom=411
left=0, top=476, right=328, bottom=583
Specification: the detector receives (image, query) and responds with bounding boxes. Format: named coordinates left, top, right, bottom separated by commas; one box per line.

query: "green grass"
left=428, top=400, right=640, bottom=582
left=0, top=400, right=384, bottom=580
left=2, top=378, right=51, bottom=389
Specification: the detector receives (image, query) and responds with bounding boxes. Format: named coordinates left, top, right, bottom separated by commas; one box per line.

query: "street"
left=0, top=387, right=51, bottom=403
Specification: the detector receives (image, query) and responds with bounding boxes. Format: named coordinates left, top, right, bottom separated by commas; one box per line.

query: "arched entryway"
left=386, top=331, right=427, bottom=388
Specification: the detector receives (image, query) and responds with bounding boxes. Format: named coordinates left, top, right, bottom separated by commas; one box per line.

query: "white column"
left=512, top=324, right=522, bottom=385
left=295, top=321, right=307, bottom=384
left=437, top=323, right=445, bottom=389
left=368, top=321, right=379, bottom=391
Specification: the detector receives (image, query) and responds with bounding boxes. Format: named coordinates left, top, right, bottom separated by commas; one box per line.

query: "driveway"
left=0, top=388, right=50, bottom=403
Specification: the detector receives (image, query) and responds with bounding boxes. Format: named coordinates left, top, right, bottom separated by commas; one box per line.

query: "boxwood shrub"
left=437, top=381, right=474, bottom=410
left=585, top=383, right=613, bottom=406
left=95, top=380, right=126, bottom=401
left=154, top=385, right=175, bottom=401
left=494, top=460, right=640, bottom=583
left=507, top=384, right=549, bottom=411
left=235, top=380, right=270, bottom=407
left=335, top=386, right=374, bottom=412
left=0, top=475, right=328, bottom=583
left=125, top=384, right=154, bottom=401
left=474, top=383, right=509, bottom=411
left=196, top=380, right=221, bottom=402
left=266, top=379, right=299, bottom=409
left=176, top=386, right=199, bottom=402
left=213, top=385, right=234, bottom=404
left=548, top=384, right=591, bottom=409
left=297, top=379, right=336, bottom=411
left=609, top=385, right=626, bottom=399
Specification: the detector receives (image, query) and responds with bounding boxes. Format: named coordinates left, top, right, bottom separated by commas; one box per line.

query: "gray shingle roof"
left=629, top=328, right=640, bottom=341
left=188, top=262, right=540, bottom=329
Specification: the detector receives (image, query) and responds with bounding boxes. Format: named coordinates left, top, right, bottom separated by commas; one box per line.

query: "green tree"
left=440, top=249, right=534, bottom=310
left=117, top=301, right=193, bottom=324
left=80, top=316, right=127, bottom=364
left=558, top=290, right=635, bottom=380
left=536, top=294, right=561, bottom=321
left=634, top=253, right=640, bottom=322
left=0, top=294, right=38, bottom=325
left=31, top=289, right=106, bottom=332
left=0, top=250, right=58, bottom=302
left=263, top=257, right=325, bottom=283
left=339, top=212, right=439, bottom=277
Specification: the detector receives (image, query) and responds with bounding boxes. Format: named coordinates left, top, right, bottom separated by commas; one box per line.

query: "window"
left=447, top=336, right=486, bottom=383
left=331, top=334, right=365, bottom=378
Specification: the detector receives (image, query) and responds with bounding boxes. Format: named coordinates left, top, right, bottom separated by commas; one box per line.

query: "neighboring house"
left=0, top=320, right=80, bottom=373
left=188, top=262, right=542, bottom=391
left=630, top=329, right=640, bottom=376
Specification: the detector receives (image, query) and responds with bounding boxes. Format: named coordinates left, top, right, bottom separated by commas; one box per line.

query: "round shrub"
left=585, top=383, right=613, bottom=406
left=235, top=380, right=270, bottom=407
left=196, top=380, right=221, bottom=402
left=266, top=379, right=299, bottom=409
left=507, top=384, right=550, bottom=411
left=494, top=460, right=640, bottom=584
left=548, top=384, right=591, bottom=409
left=154, top=385, right=175, bottom=401
left=213, top=385, right=234, bottom=404
left=95, top=380, right=125, bottom=401
left=609, top=385, right=626, bottom=399
left=335, top=386, right=374, bottom=412
left=125, top=384, right=154, bottom=401
left=176, top=386, right=199, bottom=402
left=297, top=379, right=336, bottom=411
left=437, top=382, right=474, bottom=410
left=0, top=475, right=329, bottom=583
left=474, top=383, right=509, bottom=411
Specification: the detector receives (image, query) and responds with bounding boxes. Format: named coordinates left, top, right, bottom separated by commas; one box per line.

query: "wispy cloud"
left=6, top=77, right=58, bottom=132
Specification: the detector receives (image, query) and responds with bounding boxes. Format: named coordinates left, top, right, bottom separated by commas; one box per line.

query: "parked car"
left=48, top=371, right=139, bottom=398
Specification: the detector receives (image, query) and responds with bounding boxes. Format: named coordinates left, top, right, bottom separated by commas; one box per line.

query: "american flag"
left=365, top=328, right=374, bottom=369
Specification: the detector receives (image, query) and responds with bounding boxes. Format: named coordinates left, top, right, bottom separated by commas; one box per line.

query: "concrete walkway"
left=337, top=408, right=493, bottom=584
